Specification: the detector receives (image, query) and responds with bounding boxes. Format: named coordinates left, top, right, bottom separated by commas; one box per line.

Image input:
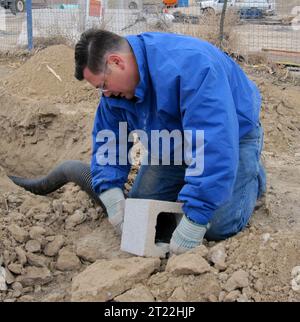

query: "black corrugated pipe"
left=8, top=160, right=102, bottom=206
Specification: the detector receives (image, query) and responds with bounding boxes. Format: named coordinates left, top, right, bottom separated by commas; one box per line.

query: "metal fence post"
left=219, top=0, right=228, bottom=50
left=26, top=0, right=33, bottom=50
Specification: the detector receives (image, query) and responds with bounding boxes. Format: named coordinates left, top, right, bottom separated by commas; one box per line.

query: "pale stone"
left=114, top=284, right=155, bottom=302
left=166, top=253, right=211, bottom=275
left=16, top=266, right=52, bottom=286
left=0, top=267, right=7, bottom=291
left=71, top=257, right=160, bottom=302
left=25, top=240, right=41, bottom=253
left=43, top=235, right=65, bottom=257
left=15, top=247, right=27, bottom=265
left=224, top=270, right=249, bottom=292
left=208, top=243, right=227, bottom=271
left=29, top=226, right=46, bottom=240
left=224, top=290, right=241, bottom=302
left=65, top=210, right=87, bottom=229
left=56, top=248, right=81, bottom=271
left=8, top=224, right=28, bottom=243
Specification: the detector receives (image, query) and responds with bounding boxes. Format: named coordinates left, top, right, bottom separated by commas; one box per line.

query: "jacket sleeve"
left=91, top=99, right=132, bottom=195
left=178, top=63, right=239, bottom=225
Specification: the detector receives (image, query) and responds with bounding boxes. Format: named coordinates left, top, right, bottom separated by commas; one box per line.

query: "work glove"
left=170, top=214, right=208, bottom=255
left=99, top=187, right=125, bottom=236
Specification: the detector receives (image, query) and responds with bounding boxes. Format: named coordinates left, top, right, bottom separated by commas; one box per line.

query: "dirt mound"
left=0, top=92, right=94, bottom=177
left=145, top=229, right=300, bottom=302
left=0, top=45, right=98, bottom=104
left=258, top=78, right=300, bottom=155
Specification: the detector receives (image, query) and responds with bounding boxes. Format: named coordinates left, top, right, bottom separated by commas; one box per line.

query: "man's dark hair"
left=74, top=29, right=127, bottom=81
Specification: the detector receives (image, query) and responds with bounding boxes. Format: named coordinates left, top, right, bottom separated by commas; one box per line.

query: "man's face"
left=83, top=53, right=140, bottom=100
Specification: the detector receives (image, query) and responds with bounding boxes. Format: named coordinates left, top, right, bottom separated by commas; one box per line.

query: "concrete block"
left=121, top=199, right=184, bottom=258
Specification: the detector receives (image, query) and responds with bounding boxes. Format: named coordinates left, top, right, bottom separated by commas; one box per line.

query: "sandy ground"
left=0, top=45, right=300, bottom=302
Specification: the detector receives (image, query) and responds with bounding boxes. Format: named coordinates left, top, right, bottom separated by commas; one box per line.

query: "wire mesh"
left=0, top=0, right=299, bottom=65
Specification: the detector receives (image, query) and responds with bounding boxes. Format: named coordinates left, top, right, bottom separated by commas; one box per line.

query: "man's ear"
left=107, top=54, right=125, bottom=70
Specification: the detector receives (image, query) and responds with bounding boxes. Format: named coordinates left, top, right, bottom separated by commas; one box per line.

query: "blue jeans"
left=129, top=124, right=266, bottom=241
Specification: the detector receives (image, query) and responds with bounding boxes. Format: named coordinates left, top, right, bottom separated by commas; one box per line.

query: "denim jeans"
left=129, top=124, right=266, bottom=241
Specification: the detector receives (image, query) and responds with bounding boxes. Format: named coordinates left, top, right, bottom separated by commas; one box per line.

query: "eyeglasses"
left=98, top=62, right=109, bottom=95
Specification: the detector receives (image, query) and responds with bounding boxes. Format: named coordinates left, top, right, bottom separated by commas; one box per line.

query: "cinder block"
left=121, top=199, right=184, bottom=258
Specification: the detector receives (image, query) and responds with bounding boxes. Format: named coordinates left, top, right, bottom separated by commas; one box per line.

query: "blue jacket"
left=91, top=32, right=261, bottom=225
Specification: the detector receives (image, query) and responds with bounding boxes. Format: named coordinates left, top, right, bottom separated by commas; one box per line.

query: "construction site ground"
left=0, top=45, right=300, bottom=302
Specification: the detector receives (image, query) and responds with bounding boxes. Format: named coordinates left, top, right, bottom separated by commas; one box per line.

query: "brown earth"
left=0, top=45, right=300, bottom=302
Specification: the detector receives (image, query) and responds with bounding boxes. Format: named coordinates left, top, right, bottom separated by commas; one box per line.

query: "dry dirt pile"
left=1, top=45, right=98, bottom=105
left=0, top=45, right=300, bottom=302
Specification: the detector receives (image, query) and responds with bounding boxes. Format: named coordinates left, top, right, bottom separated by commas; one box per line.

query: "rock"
left=12, top=290, right=22, bottom=298
left=224, top=290, right=241, bottom=302
left=15, top=247, right=27, bottom=265
left=224, top=270, right=249, bottom=292
left=207, top=294, right=218, bottom=302
left=168, top=286, right=187, bottom=302
left=65, top=210, right=87, bottom=229
left=291, top=266, right=300, bottom=278
left=16, top=267, right=52, bottom=287
left=254, top=279, right=264, bottom=292
left=11, top=282, right=23, bottom=291
left=237, top=294, right=249, bottom=302
left=29, top=226, right=46, bottom=240
left=3, top=250, right=11, bottom=266
left=8, top=212, right=24, bottom=222
left=4, top=268, right=15, bottom=284
left=208, top=244, right=227, bottom=271
left=43, top=235, right=65, bottom=257
left=42, top=292, right=66, bottom=302
left=25, top=240, right=41, bottom=253
left=75, top=228, right=122, bottom=262
left=218, top=291, right=226, bottom=302
left=18, top=295, right=35, bottom=302
left=75, top=233, right=105, bottom=262
left=56, top=248, right=81, bottom=271
left=7, top=224, right=28, bottom=243
left=166, top=253, right=211, bottom=275
left=291, top=266, right=300, bottom=292
left=187, top=244, right=209, bottom=258
left=196, top=244, right=209, bottom=257
left=22, top=286, right=34, bottom=293
left=8, top=263, right=24, bottom=275
left=114, top=284, right=155, bottom=302
left=26, top=253, right=48, bottom=268
left=0, top=266, right=7, bottom=291
left=71, top=257, right=160, bottom=302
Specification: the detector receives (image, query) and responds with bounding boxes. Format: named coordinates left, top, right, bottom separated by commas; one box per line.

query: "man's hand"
left=170, top=215, right=207, bottom=255
left=99, top=188, right=125, bottom=236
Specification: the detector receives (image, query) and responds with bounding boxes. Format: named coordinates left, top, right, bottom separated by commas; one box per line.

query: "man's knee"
left=205, top=209, right=253, bottom=241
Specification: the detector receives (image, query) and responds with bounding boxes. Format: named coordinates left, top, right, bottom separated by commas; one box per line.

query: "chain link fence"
left=0, top=0, right=300, bottom=64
